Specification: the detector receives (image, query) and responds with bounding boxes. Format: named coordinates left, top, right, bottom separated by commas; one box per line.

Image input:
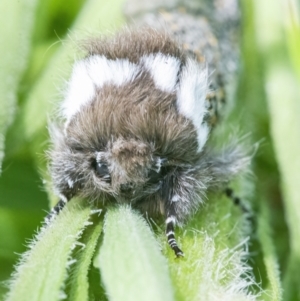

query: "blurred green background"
left=0, top=0, right=299, bottom=300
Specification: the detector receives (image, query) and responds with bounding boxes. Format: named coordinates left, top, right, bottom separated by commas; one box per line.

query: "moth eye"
left=96, top=162, right=109, bottom=177
left=73, top=146, right=84, bottom=152
left=147, top=169, right=161, bottom=184
left=92, top=160, right=111, bottom=183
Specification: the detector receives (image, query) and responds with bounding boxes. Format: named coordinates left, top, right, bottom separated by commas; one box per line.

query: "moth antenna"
left=224, top=188, right=249, bottom=214
left=165, top=215, right=184, bottom=258
left=45, top=197, right=69, bottom=224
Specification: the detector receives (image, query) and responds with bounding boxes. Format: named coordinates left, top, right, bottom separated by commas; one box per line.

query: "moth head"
left=94, top=137, right=167, bottom=198
left=49, top=129, right=168, bottom=202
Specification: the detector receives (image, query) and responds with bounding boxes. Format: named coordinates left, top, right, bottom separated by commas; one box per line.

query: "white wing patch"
left=62, top=60, right=95, bottom=121
left=141, top=53, right=180, bottom=92
left=176, top=58, right=209, bottom=152
left=87, top=55, right=139, bottom=88
left=62, top=56, right=139, bottom=122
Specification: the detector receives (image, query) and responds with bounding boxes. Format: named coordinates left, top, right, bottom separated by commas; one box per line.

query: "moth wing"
left=176, top=58, right=210, bottom=152
left=61, top=56, right=139, bottom=124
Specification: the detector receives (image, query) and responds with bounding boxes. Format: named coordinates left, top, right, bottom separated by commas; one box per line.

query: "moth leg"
left=45, top=197, right=68, bottom=224
left=165, top=214, right=184, bottom=258
left=224, top=188, right=249, bottom=214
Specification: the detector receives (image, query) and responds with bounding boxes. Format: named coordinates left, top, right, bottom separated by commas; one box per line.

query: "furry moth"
left=47, top=28, right=249, bottom=257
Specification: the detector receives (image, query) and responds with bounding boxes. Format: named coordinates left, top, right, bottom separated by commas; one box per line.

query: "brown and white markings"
left=47, top=27, right=249, bottom=257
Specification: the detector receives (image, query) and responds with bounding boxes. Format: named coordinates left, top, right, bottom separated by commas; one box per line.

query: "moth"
left=47, top=28, right=249, bottom=257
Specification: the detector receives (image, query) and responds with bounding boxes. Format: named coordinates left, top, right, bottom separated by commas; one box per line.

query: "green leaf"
left=67, top=211, right=103, bottom=301
left=253, top=0, right=300, bottom=299
left=5, top=199, right=94, bottom=301
left=0, top=0, right=39, bottom=172
left=95, top=206, right=175, bottom=301
left=258, top=201, right=282, bottom=301
left=163, top=193, right=260, bottom=301
left=95, top=193, right=260, bottom=301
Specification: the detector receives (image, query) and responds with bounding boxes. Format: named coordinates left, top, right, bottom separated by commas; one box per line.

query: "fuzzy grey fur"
left=49, top=28, right=248, bottom=224
left=48, top=27, right=248, bottom=256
